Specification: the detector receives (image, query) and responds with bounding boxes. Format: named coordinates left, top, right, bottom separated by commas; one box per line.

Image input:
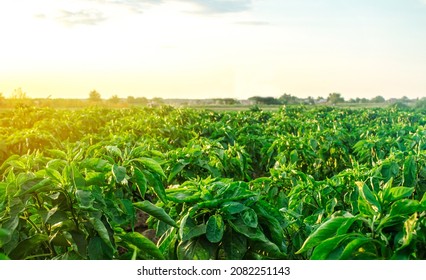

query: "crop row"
left=0, top=105, right=425, bottom=259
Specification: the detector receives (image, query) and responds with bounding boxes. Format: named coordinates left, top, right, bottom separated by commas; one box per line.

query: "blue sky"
left=1, top=0, right=426, bottom=100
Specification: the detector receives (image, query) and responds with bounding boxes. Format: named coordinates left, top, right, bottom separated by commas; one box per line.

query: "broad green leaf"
left=0, top=228, right=11, bottom=247
left=121, top=232, right=165, bottom=260
left=167, top=162, right=188, bottom=183
left=250, top=240, right=286, bottom=259
left=45, top=168, right=64, bottom=184
left=105, top=146, right=122, bottom=159
left=358, top=199, right=375, bottom=216
left=80, top=158, right=110, bottom=172
left=166, top=188, right=200, bottom=203
left=206, top=214, right=224, bottom=243
left=112, top=164, right=127, bottom=184
left=296, top=217, right=356, bottom=254
left=133, top=167, right=147, bottom=198
left=75, top=190, right=96, bottom=210
left=389, top=187, right=414, bottom=201
left=143, top=171, right=167, bottom=203
left=397, top=213, right=418, bottom=251
left=88, top=236, right=114, bottom=260
left=339, top=236, right=372, bottom=260
left=134, top=200, right=177, bottom=227
left=90, top=217, right=113, bottom=250
left=241, top=208, right=258, bottom=228
left=290, top=150, right=299, bottom=164
left=70, top=230, right=87, bottom=257
left=356, top=181, right=381, bottom=213
left=403, top=155, right=417, bottom=188
left=70, top=164, right=86, bottom=188
left=179, top=213, right=206, bottom=241
left=15, top=178, right=52, bottom=197
left=228, top=219, right=268, bottom=243
left=8, top=234, right=49, bottom=259
left=0, top=253, right=10, bottom=260
left=0, top=182, right=6, bottom=208
left=221, top=201, right=246, bottom=215
left=137, top=157, right=166, bottom=179
left=310, top=234, right=348, bottom=260
left=223, top=229, right=247, bottom=260
left=177, top=237, right=217, bottom=260
left=390, top=199, right=420, bottom=216
left=158, top=227, right=178, bottom=255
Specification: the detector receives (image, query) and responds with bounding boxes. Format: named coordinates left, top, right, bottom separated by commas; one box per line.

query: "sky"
left=1, top=0, right=426, bottom=100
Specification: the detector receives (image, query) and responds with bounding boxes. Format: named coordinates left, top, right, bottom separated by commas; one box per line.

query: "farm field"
left=0, top=105, right=425, bottom=260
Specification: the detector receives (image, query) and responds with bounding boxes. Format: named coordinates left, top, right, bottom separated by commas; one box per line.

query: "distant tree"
left=400, top=96, right=411, bottom=103
left=327, top=92, right=344, bottom=104
left=306, top=96, right=315, bottom=105
left=279, top=93, right=298, bottom=104
left=151, top=97, right=164, bottom=105
left=89, top=90, right=101, bottom=102
left=248, top=96, right=281, bottom=105
left=414, top=97, right=426, bottom=110
left=10, top=88, right=28, bottom=99
left=109, top=94, right=120, bottom=104
left=371, top=95, right=386, bottom=103
left=212, top=98, right=238, bottom=105
left=135, top=97, right=148, bottom=104
left=127, top=96, right=136, bottom=104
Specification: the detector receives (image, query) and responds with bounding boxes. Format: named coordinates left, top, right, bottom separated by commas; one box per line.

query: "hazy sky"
left=1, top=0, right=426, bottom=100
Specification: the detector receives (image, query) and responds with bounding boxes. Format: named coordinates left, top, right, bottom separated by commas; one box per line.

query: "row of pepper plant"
left=0, top=104, right=425, bottom=260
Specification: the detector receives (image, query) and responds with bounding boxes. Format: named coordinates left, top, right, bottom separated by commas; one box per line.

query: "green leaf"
left=8, top=234, right=49, bottom=259
left=403, top=155, right=417, bottom=188
left=228, top=219, right=268, bottom=243
left=179, top=213, right=206, bottom=241
left=206, top=214, right=224, bottom=243
left=88, top=236, right=114, bottom=260
left=0, top=228, right=11, bottom=247
left=158, top=227, right=178, bottom=255
left=137, top=157, right=166, bottom=179
left=222, top=229, right=247, bottom=259
left=15, top=178, right=53, bottom=197
left=0, top=253, right=10, bottom=260
left=105, top=146, right=122, bottom=159
left=121, top=232, right=165, bottom=260
left=177, top=237, right=217, bottom=260
left=250, top=240, right=286, bottom=259
left=133, top=167, right=147, bottom=198
left=356, top=181, right=381, bottom=213
left=167, top=162, right=188, bottom=183
left=144, top=171, right=167, bottom=203
left=75, top=190, right=96, bottom=210
left=339, top=236, right=372, bottom=260
left=112, top=164, right=127, bottom=184
left=90, top=217, right=113, bottom=250
left=397, top=213, right=418, bottom=251
left=390, top=199, right=420, bottom=216
left=290, top=150, right=299, bottom=164
left=389, top=187, right=414, bottom=201
left=221, top=201, right=246, bottom=215
left=80, top=158, right=111, bottom=172
left=310, top=235, right=348, bottom=260
left=70, top=230, right=87, bottom=257
left=134, top=200, right=177, bottom=227
left=70, top=164, right=86, bottom=188
left=45, top=168, right=64, bottom=184
left=296, top=216, right=357, bottom=254
left=241, top=208, right=258, bottom=228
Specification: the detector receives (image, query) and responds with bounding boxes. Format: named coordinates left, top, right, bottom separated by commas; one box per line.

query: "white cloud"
left=56, top=9, right=107, bottom=26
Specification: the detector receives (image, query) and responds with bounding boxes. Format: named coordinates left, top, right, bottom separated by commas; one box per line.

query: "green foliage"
left=1, top=105, right=426, bottom=259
